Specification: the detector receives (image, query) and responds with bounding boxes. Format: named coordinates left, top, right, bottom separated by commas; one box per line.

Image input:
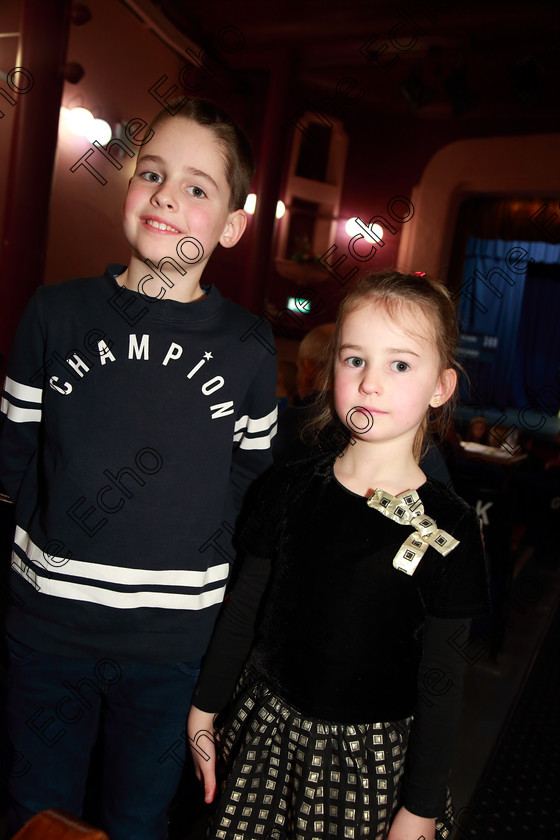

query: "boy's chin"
left=133, top=242, right=209, bottom=269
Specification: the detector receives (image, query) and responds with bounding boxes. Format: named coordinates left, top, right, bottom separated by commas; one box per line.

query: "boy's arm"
left=229, top=334, right=278, bottom=516
left=0, top=294, right=45, bottom=505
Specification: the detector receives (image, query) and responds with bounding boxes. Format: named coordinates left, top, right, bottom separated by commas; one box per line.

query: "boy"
left=0, top=99, right=277, bottom=839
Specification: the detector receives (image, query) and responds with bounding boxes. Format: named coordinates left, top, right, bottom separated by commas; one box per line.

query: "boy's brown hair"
left=148, top=99, right=254, bottom=212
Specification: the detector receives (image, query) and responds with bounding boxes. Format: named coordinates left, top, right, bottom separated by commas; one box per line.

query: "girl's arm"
left=398, top=615, right=471, bottom=823
left=187, top=706, right=218, bottom=804
left=387, top=807, right=436, bottom=840
left=188, top=552, right=272, bottom=802
left=192, top=552, right=272, bottom=711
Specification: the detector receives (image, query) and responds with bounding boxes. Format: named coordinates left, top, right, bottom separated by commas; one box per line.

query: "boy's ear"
left=430, top=368, right=457, bottom=408
left=220, top=209, right=247, bottom=249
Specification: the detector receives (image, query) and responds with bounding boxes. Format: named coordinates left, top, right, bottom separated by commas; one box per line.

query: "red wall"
left=2, top=0, right=558, bottom=334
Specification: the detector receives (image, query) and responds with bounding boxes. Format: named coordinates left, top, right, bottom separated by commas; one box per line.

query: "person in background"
left=272, top=324, right=334, bottom=462
left=276, top=359, right=298, bottom=414
left=465, top=415, right=491, bottom=446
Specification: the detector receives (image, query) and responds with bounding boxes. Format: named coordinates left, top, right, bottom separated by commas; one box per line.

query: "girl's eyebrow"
left=387, top=347, right=420, bottom=357
left=136, top=156, right=219, bottom=191
left=339, top=343, right=420, bottom=357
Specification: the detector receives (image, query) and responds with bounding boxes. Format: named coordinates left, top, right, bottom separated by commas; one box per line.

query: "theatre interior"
left=1, top=0, right=559, bottom=837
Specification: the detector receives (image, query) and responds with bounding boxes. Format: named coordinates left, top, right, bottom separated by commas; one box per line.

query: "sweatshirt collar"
left=105, top=264, right=226, bottom=324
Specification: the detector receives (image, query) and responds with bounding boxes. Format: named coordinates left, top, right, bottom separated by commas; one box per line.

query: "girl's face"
left=334, top=299, right=455, bottom=448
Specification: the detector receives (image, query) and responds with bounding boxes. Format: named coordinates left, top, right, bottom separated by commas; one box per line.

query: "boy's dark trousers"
left=5, top=637, right=200, bottom=840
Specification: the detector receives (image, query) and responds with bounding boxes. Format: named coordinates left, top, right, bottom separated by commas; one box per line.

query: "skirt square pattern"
left=210, top=671, right=452, bottom=840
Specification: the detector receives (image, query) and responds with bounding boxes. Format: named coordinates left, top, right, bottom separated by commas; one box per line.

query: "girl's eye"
left=187, top=185, right=207, bottom=198
left=346, top=356, right=365, bottom=368
left=141, top=171, right=163, bottom=183
left=391, top=360, right=410, bottom=372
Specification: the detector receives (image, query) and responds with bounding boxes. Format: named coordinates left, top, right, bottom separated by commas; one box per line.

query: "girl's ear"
left=220, top=209, right=247, bottom=249
left=430, top=368, right=457, bottom=408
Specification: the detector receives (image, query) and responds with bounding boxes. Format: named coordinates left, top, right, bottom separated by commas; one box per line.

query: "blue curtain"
left=512, top=260, right=560, bottom=413
left=457, top=238, right=560, bottom=409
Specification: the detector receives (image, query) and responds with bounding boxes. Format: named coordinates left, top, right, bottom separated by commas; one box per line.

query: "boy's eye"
left=187, top=185, right=207, bottom=199
left=391, top=360, right=410, bottom=372
left=346, top=356, right=365, bottom=368
left=141, top=171, right=163, bottom=183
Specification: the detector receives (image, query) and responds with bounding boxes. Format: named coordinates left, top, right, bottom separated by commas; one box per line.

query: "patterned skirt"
left=209, top=669, right=453, bottom=840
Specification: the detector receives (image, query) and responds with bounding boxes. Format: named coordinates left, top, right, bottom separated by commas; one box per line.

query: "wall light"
left=85, top=118, right=112, bottom=145
left=64, top=106, right=94, bottom=135
left=61, top=106, right=112, bottom=144
left=345, top=217, right=384, bottom=244
left=244, top=193, right=257, bottom=214
left=243, top=195, right=286, bottom=219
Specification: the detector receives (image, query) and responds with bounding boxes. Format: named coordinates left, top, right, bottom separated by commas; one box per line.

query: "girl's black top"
left=193, top=455, right=490, bottom=817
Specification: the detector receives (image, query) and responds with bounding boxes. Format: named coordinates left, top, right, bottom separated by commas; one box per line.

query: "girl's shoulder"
left=261, top=450, right=334, bottom=498
left=419, top=476, right=479, bottom=534
left=419, top=479, right=489, bottom=618
left=239, top=454, right=332, bottom=558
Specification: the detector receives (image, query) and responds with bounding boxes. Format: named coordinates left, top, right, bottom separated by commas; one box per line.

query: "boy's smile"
left=121, top=117, right=246, bottom=301
left=142, top=217, right=182, bottom=234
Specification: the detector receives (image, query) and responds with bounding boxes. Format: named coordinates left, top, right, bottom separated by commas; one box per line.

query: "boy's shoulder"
left=212, top=288, right=270, bottom=330
left=201, top=287, right=275, bottom=360
left=35, top=265, right=120, bottom=306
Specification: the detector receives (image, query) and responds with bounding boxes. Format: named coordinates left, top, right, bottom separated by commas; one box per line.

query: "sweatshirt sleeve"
left=400, top=615, right=470, bottom=817
left=0, top=293, right=45, bottom=508
left=229, top=323, right=278, bottom=517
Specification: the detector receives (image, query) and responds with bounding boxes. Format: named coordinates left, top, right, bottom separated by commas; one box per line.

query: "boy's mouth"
left=142, top=216, right=181, bottom=234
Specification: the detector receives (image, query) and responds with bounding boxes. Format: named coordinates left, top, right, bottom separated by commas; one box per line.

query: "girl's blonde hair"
left=306, top=269, right=462, bottom=461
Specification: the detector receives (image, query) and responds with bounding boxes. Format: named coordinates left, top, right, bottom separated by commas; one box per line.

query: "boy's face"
left=122, top=117, right=246, bottom=283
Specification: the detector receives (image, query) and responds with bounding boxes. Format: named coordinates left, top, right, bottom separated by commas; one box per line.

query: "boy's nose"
left=151, top=186, right=177, bottom=210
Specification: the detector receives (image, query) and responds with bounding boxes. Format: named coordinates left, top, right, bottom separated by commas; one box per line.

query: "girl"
left=188, top=270, right=490, bottom=840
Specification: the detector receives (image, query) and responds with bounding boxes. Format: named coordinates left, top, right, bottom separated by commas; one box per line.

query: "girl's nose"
left=359, top=368, right=382, bottom=396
